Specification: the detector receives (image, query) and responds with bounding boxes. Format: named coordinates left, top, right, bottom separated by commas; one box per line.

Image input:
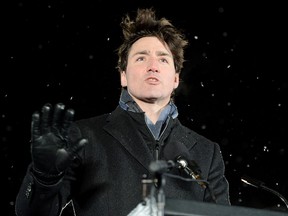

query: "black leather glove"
left=30, top=103, right=87, bottom=181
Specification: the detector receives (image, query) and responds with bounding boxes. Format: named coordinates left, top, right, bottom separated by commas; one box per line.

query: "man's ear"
left=174, top=73, right=180, bottom=89
left=120, top=71, right=127, bottom=87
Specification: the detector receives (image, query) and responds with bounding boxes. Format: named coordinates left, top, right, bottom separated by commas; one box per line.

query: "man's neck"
left=134, top=99, right=169, bottom=124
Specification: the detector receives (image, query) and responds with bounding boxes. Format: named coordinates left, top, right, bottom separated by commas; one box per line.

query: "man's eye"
left=160, top=58, right=168, bottom=63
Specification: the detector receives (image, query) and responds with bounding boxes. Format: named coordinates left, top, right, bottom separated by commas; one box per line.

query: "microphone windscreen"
left=149, top=160, right=175, bottom=174
left=162, top=141, right=190, bottom=161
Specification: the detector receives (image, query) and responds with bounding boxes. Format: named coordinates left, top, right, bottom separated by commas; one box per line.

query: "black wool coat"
left=15, top=106, right=230, bottom=216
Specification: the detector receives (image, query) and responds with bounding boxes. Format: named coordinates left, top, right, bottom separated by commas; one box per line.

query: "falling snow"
left=2, top=1, right=288, bottom=215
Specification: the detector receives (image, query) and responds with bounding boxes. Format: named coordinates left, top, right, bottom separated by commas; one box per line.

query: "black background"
left=2, top=0, right=288, bottom=215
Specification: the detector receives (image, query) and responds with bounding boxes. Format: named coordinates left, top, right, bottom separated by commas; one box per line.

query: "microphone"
left=148, top=157, right=217, bottom=203
left=149, top=160, right=175, bottom=174
left=241, top=175, right=288, bottom=210
left=162, top=142, right=206, bottom=187
left=175, top=155, right=207, bottom=189
left=175, top=155, right=217, bottom=203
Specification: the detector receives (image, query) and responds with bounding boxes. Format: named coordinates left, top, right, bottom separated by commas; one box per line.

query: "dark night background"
left=2, top=0, right=288, bottom=215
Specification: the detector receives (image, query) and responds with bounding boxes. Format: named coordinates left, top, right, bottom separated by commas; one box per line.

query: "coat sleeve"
left=15, top=164, right=68, bottom=216
left=15, top=122, right=84, bottom=216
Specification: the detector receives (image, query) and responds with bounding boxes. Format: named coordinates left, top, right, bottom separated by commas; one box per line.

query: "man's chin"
left=142, top=96, right=166, bottom=104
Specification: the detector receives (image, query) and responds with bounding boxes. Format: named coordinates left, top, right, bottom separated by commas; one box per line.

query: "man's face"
left=121, top=36, right=179, bottom=105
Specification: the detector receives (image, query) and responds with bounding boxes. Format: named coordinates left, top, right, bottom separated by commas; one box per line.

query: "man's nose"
left=147, top=58, right=159, bottom=73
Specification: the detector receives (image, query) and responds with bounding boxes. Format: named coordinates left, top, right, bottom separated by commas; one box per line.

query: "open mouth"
left=146, top=77, right=159, bottom=81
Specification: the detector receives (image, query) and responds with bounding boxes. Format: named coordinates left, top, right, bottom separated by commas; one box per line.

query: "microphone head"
left=162, top=141, right=190, bottom=161
left=149, top=160, right=175, bottom=174
left=175, top=155, right=188, bottom=169
left=176, top=155, right=202, bottom=175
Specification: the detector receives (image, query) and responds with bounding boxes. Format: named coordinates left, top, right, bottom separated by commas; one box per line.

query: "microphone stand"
left=141, top=174, right=166, bottom=216
left=155, top=173, right=166, bottom=216
left=241, top=175, right=288, bottom=210
left=147, top=160, right=171, bottom=216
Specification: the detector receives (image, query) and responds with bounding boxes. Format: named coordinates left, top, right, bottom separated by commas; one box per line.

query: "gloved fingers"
left=52, top=103, right=66, bottom=134
left=62, top=108, right=75, bottom=138
left=31, top=111, right=41, bottom=141
left=55, top=139, right=87, bottom=173
left=71, top=138, right=87, bottom=155
left=41, top=103, right=53, bottom=134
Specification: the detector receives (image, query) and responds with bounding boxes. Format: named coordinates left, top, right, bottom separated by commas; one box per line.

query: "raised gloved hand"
left=31, top=103, right=87, bottom=180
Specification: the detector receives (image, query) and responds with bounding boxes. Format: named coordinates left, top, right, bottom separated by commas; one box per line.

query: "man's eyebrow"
left=131, top=50, right=172, bottom=57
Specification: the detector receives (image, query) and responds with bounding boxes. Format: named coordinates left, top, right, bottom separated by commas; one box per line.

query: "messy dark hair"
left=116, top=8, right=188, bottom=74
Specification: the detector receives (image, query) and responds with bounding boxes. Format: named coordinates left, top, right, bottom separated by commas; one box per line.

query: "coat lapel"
left=161, top=119, right=198, bottom=160
left=103, top=107, right=154, bottom=171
